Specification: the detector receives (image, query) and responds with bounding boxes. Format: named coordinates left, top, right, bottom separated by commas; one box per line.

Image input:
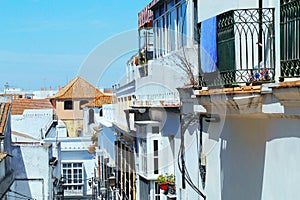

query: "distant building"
left=11, top=98, right=56, bottom=142
left=82, top=94, right=116, bottom=199
left=1, top=83, right=57, bottom=99
left=7, top=98, right=63, bottom=199
left=82, top=93, right=113, bottom=136
left=49, top=76, right=103, bottom=137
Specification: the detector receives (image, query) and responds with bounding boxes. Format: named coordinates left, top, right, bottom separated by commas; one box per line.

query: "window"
left=99, top=108, right=103, bottom=117
left=280, top=0, right=300, bottom=78
left=154, top=140, right=159, bottom=174
left=140, top=139, right=147, bottom=174
left=88, top=109, right=94, bottom=124
left=79, top=100, right=89, bottom=110
left=153, top=0, right=187, bottom=56
left=193, top=0, right=198, bottom=43
left=64, top=100, right=73, bottom=110
left=62, top=162, right=83, bottom=191
left=152, top=126, right=159, bottom=134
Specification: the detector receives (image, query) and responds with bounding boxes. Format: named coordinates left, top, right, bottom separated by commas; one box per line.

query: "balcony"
left=132, top=92, right=180, bottom=107
left=199, top=8, right=275, bottom=87
left=280, top=0, right=300, bottom=79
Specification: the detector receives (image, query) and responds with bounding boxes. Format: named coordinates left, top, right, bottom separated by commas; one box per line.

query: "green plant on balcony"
left=157, top=174, right=167, bottom=184
left=157, top=173, right=176, bottom=192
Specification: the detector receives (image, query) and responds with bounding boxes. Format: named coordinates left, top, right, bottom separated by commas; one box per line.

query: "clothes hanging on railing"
left=200, top=16, right=218, bottom=73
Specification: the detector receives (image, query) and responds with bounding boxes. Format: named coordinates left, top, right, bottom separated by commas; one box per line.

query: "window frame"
left=64, top=100, right=73, bottom=110
left=153, top=0, right=187, bottom=57
left=62, top=162, right=84, bottom=191
left=153, top=140, right=159, bottom=174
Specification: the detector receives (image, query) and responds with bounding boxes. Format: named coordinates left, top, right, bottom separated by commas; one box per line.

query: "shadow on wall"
left=11, top=145, right=32, bottom=198
left=161, top=111, right=180, bottom=138
left=220, top=117, right=267, bottom=200
left=219, top=117, right=300, bottom=200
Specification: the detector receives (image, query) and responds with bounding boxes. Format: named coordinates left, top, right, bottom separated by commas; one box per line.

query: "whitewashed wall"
left=203, top=116, right=300, bottom=200
left=10, top=143, right=54, bottom=200
left=11, top=109, right=53, bottom=141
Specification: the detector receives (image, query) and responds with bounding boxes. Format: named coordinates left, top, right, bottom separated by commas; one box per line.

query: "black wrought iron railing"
left=280, top=0, right=300, bottom=79
left=199, top=8, right=275, bottom=87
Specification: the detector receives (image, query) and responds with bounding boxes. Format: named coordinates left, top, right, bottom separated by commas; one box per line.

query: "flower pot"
left=159, top=183, right=168, bottom=191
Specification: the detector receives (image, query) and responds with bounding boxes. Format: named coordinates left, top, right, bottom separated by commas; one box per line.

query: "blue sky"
left=0, top=0, right=150, bottom=90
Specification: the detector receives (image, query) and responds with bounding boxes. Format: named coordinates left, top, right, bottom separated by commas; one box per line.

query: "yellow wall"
left=62, top=119, right=83, bottom=137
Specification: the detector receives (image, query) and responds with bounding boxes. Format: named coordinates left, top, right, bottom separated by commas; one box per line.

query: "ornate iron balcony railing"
left=199, top=8, right=275, bottom=87
left=280, top=0, right=300, bottom=79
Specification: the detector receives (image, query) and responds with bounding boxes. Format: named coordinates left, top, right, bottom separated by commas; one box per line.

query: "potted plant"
left=157, top=174, right=168, bottom=190
left=157, top=173, right=176, bottom=192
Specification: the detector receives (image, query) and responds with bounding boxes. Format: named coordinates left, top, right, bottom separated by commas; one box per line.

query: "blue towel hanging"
left=200, top=16, right=217, bottom=73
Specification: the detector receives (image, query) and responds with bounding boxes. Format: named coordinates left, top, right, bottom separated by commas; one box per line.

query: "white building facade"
left=120, top=0, right=300, bottom=200
left=177, top=0, right=300, bottom=200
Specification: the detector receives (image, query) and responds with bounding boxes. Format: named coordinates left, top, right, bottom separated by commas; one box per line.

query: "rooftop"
left=0, top=103, right=10, bottom=135
left=50, top=76, right=103, bottom=99
left=82, top=94, right=113, bottom=108
left=11, top=98, right=54, bottom=115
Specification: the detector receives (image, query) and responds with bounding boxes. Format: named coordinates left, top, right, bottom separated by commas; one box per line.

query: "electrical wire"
left=177, top=135, right=206, bottom=199
left=179, top=112, right=206, bottom=199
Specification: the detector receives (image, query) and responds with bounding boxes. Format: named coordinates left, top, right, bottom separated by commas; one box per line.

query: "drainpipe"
left=180, top=114, right=186, bottom=190
left=199, top=115, right=205, bottom=190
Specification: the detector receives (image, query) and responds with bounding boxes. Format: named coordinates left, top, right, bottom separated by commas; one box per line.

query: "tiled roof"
left=11, top=99, right=54, bottom=115
left=82, top=94, right=113, bottom=108
left=0, top=103, right=10, bottom=135
left=50, top=76, right=103, bottom=99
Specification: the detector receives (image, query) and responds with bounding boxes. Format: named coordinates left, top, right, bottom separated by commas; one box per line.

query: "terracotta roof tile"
left=50, top=76, right=103, bottom=99
left=82, top=94, right=113, bottom=108
left=0, top=103, right=10, bottom=135
left=11, top=99, right=54, bottom=115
